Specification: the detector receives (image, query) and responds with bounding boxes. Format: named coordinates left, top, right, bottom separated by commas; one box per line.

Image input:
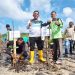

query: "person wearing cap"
left=6, top=24, right=12, bottom=41
left=6, top=24, right=13, bottom=55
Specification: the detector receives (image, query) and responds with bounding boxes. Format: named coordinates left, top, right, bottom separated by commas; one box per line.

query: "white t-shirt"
left=41, top=26, right=51, bottom=36
left=28, top=19, right=42, bottom=37
left=73, top=31, right=75, bottom=40
left=67, top=27, right=74, bottom=40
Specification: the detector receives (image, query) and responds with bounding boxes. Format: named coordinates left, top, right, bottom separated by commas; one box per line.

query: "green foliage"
left=2, top=33, right=29, bottom=39
left=2, top=33, right=7, bottom=38
left=21, top=33, right=29, bottom=37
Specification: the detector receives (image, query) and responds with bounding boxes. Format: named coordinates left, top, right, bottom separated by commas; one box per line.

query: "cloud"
left=18, top=25, right=29, bottom=33
left=0, top=0, right=51, bottom=21
left=16, top=0, right=24, bottom=5
left=63, top=7, right=73, bottom=17
left=66, top=17, right=74, bottom=24
left=62, top=17, right=74, bottom=31
left=0, top=0, right=52, bottom=34
left=0, top=23, right=7, bottom=34
left=30, top=0, right=51, bottom=13
left=62, top=7, right=75, bottom=31
left=0, top=0, right=32, bottom=20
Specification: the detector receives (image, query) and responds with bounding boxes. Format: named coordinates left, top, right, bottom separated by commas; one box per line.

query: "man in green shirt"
left=50, top=11, right=63, bottom=63
left=43, top=11, right=63, bottom=63
left=50, top=11, right=63, bottom=62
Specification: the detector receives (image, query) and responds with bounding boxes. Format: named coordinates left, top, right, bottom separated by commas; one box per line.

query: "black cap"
left=6, top=24, right=10, bottom=28
left=17, top=38, right=23, bottom=41
left=69, top=21, right=74, bottom=25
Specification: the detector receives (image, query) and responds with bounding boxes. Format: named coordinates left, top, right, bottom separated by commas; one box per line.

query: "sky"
left=0, top=0, right=75, bottom=34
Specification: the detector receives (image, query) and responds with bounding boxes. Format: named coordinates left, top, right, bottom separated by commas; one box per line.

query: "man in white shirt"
left=64, top=22, right=74, bottom=55
left=28, top=10, right=46, bottom=64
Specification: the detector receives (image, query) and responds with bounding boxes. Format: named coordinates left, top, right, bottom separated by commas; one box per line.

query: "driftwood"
left=45, top=36, right=58, bottom=71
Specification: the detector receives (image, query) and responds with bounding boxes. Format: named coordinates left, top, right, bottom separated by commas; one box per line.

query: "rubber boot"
left=29, top=51, right=34, bottom=64
left=38, top=50, right=46, bottom=62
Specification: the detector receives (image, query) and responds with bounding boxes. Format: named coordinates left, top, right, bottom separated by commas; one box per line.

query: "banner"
left=9, top=31, right=20, bottom=41
left=41, top=26, right=51, bottom=36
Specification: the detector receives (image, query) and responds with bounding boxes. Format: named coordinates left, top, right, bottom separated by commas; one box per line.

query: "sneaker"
left=63, top=54, right=68, bottom=57
left=56, top=60, right=62, bottom=65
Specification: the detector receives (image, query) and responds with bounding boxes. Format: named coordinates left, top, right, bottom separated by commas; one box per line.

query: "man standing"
left=6, top=24, right=12, bottom=41
left=28, top=10, right=46, bottom=64
left=43, top=11, right=63, bottom=63
left=6, top=24, right=13, bottom=49
left=64, top=22, right=74, bottom=55
left=50, top=11, right=63, bottom=63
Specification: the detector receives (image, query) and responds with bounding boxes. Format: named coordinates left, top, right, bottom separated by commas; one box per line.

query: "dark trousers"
left=73, top=41, right=75, bottom=50
left=53, top=39, right=59, bottom=61
left=7, top=41, right=13, bottom=55
left=69, top=40, right=73, bottom=54
left=29, top=37, right=44, bottom=51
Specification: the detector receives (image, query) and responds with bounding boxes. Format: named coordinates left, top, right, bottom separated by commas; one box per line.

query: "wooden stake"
left=13, top=38, right=17, bottom=65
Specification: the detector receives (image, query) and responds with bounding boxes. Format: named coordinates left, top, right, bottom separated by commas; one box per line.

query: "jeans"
left=64, top=39, right=73, bottom=55
left=64, top=39, right=70, bottom=54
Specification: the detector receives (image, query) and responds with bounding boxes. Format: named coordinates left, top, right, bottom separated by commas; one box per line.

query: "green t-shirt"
left=23, top=37, right=29, bottom=43
left=50, top=19, right=63, bottom=39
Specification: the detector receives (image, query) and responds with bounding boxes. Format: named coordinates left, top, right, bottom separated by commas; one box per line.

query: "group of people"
left=6, top=10, right=75, bottom=65
left=27, top=10, right=63, bottom=64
